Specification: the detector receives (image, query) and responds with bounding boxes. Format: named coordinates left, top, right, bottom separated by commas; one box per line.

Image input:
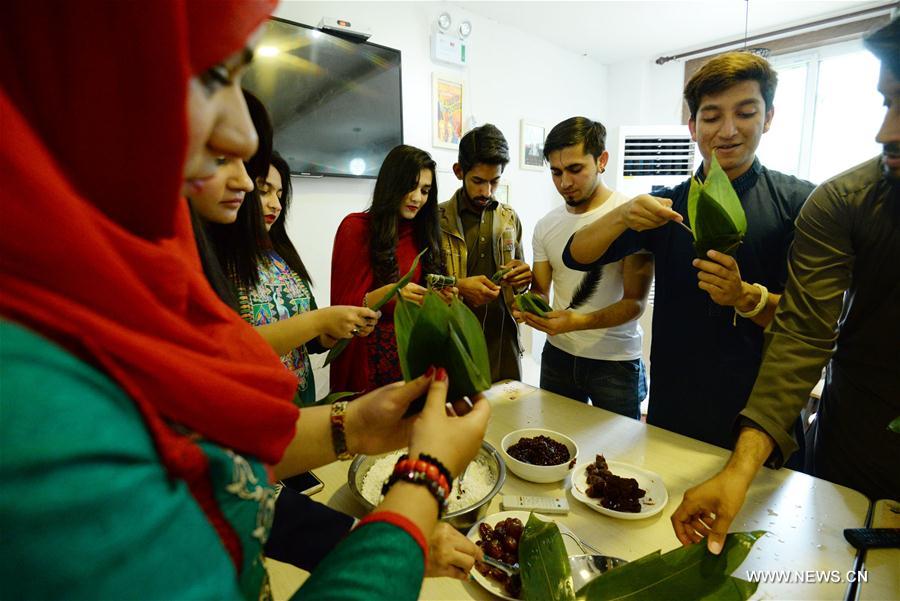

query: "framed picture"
left=495, top=182, right=510, bottom=205
left=432, top=73, right=465, bottom=149
left=519, top=120, right=545, bottom=171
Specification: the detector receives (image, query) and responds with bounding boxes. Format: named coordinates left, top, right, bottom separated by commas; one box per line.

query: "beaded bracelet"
left=330, top=401, right=354, bottom=461
left=381, top=454, right=452, bottom=517
left=418, top=453, right=452, bottom=485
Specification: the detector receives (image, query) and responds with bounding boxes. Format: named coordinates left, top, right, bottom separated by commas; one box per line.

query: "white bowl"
left=500, top=428, right=578, bottom=483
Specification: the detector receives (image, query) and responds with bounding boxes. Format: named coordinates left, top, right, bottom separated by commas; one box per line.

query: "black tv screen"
left=243, top=18, right=403, bottom=178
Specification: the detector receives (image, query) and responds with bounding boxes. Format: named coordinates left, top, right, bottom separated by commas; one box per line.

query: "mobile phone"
left=280, top=471, right=324, bottom=496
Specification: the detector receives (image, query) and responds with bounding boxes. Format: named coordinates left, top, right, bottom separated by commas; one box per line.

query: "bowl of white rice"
left=348, top=441, right=505, bottom=530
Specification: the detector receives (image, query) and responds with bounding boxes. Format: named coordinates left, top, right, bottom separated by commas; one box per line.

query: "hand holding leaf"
left=693, top=250, right=747, bottom=307
left=395, top=292, right=492, bottom=402
left=514, top=292, right=553, bottom=317
left=324, top=250, right=426, bottom=366
left=457, top=275, right=501, bottom=306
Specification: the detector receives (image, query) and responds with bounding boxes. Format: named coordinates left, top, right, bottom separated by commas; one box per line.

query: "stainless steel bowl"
left=347, top=441, right=506, bottom=530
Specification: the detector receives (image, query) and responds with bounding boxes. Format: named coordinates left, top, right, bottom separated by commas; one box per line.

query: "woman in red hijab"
left=0, top=2, right=489, bottom=598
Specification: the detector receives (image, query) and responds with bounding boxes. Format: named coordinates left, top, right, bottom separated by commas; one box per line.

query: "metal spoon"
left=480, top=555, right=520, bottom=576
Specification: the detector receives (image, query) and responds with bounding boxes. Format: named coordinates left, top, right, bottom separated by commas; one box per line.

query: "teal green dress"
left=0, top=321, right=425, bottom=599
left=237, top=251, right=319, bottom=406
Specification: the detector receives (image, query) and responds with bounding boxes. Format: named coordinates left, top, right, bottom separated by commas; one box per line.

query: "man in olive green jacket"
left=439, top=124, right=532, bottom=382
left=672, top=18, right=900, bottom=555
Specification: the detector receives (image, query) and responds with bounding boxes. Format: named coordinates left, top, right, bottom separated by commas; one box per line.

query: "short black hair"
left=864, top=18, right=900, bottom=80
left=457, top=123, right=510, bottom=174
left=543, top=117, right=607, bottom=160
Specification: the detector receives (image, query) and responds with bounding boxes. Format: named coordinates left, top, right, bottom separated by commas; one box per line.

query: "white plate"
left=466, top=510, right=584, bottom=600
left=569, top=460, right=668, bottom=520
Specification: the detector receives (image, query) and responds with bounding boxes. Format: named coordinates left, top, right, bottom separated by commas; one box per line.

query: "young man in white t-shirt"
left=515, top=117, right=653, bottom=418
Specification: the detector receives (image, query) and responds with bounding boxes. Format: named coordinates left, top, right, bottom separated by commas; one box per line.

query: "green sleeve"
left=294, top=521, right=425, bottom=600
left=739, top=181, right=853, bottom=466
left=0, top=321, right=242, bottom=599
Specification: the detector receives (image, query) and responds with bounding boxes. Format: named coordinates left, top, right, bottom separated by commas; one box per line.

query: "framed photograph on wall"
left=519, top=120, right=546, bottom=171
left=495, top=182, right=510, bottom=205
left=432, top=73, right=465, bottom=149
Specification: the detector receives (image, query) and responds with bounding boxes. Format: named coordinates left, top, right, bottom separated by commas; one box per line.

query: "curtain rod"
left=655, top=2, right=896, bottom=65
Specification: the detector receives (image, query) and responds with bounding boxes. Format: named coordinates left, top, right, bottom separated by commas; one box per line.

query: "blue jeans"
left=540, top=342, right=645, bottom=419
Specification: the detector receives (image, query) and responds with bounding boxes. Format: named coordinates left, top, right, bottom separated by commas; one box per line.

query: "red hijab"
left=0, top=0, right=295, bottom=543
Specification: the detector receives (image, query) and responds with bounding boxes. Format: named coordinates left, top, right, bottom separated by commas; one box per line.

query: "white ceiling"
left=452, top=0, right=892, bottom=64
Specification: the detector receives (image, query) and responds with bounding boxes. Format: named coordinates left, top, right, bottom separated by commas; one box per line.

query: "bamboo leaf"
left=888, top=415, right=900, bottom=434
left=575, top=531, right=765, bottom=601
left=492, top=267, right=512, bottom=284
left=393, top=291, right=491, bottom=403
left=324, top=249, right=427, bottom=366
left=687, top=176, right=702, bottom=241
left=448, top=295, right=490, bottom=386
left=447, top=328, right=490, bottom=399
left=705, top=153, right=747, bottom=235
left=370, top=248, right=428, bottom=311
left=520, top=513, right=577, bottom=601
left=403, top=292, right=451, bottom=381
left=394, top=296, right=421, bottom=381
left=516, top=292, right=552, bottom=317
left=690, top=153, right=747, bottom=259
left=321, top=338, right=349, bottom=367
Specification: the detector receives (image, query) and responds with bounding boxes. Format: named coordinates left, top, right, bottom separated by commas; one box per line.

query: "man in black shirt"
left=564, top=52, right=814, bottom=449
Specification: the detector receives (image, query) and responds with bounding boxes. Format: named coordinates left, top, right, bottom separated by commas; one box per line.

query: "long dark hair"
left=204, top=90, right=272, bottom=291
left=267, top=151, right=312, bottom=283
left=369, top=145, right=443, bottom=286
left=189, top=205, right=239, bottom=310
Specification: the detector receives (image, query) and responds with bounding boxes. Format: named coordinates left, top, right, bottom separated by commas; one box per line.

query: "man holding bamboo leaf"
left=514, top=116, right=652, bottom=418
left=674, top=17, right=900, bottom=555
left=563, top=52, right=814, bottom=449
left=439, top=124, right=532, bottom=383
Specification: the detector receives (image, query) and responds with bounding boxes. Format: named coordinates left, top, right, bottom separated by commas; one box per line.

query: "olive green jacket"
left=739, top=157, right=899, bottom=500
left=438, top=189, right=524, bottom=346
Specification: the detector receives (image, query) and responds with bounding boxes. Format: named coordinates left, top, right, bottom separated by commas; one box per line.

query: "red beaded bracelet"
left=382, top=454, right=453, bottom=517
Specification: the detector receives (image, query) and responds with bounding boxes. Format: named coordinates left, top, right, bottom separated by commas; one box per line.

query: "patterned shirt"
left=238, top=251, right=317, bottom=406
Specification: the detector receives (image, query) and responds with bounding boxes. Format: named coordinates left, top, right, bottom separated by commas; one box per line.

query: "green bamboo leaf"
left=447, top=328, right=490, bottom=399
left=394, top=296, right=421, bottom=381
left=575, top=531, right=765, bottom=601
left=448, top=295, right=490, bottom=384
left=403, top=292, right=451, bottom=381
left=693, top=190, right=744, bottom=257
left=491, top=267, right=512, bottom=284
left=689, top=153, right=748, bottom=258
left=705, top=153, right=747, bottom=235
left=687, top=176, right=702, bottom=241
left=370, top=249, right=428, bottom=312
left=888, top=415, right=900, bottom=434
left=324, top=249, right=427, bottom=366
left=516, top=292, right=552, bottom=317
left=520, top=513, right=577, bottom=601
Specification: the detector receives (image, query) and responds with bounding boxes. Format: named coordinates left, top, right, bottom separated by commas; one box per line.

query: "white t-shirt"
left=532, top=191, right=643, bottom=361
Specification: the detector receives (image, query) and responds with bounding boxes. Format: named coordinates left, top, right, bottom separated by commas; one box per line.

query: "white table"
left=268, top=381, right=873, bottom=600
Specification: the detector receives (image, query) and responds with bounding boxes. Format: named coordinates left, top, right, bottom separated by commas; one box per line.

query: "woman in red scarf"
left=0, top=2, right=488, bottom=598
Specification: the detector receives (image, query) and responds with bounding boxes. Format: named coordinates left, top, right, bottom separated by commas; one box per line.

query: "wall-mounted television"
left=243, top=17, right=403, bottom=179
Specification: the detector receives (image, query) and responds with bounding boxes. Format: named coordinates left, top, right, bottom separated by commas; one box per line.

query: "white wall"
left=271, top=1, right=608, bottom=394
left=604, top=56, right=688, bottom=191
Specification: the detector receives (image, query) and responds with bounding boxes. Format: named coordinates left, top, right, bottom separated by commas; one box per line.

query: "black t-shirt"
left=564, top=159, right=814, bottom=448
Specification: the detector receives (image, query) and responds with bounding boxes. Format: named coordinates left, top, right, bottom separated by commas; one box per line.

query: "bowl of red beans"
left=500, top=428, right=579, bottom=483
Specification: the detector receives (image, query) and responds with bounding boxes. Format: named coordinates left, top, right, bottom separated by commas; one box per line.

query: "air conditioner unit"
left=613, top=125, right=696, bottom=198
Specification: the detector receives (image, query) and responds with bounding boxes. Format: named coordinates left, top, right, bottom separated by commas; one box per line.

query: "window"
left=757, top=40, right=883, bottom=184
